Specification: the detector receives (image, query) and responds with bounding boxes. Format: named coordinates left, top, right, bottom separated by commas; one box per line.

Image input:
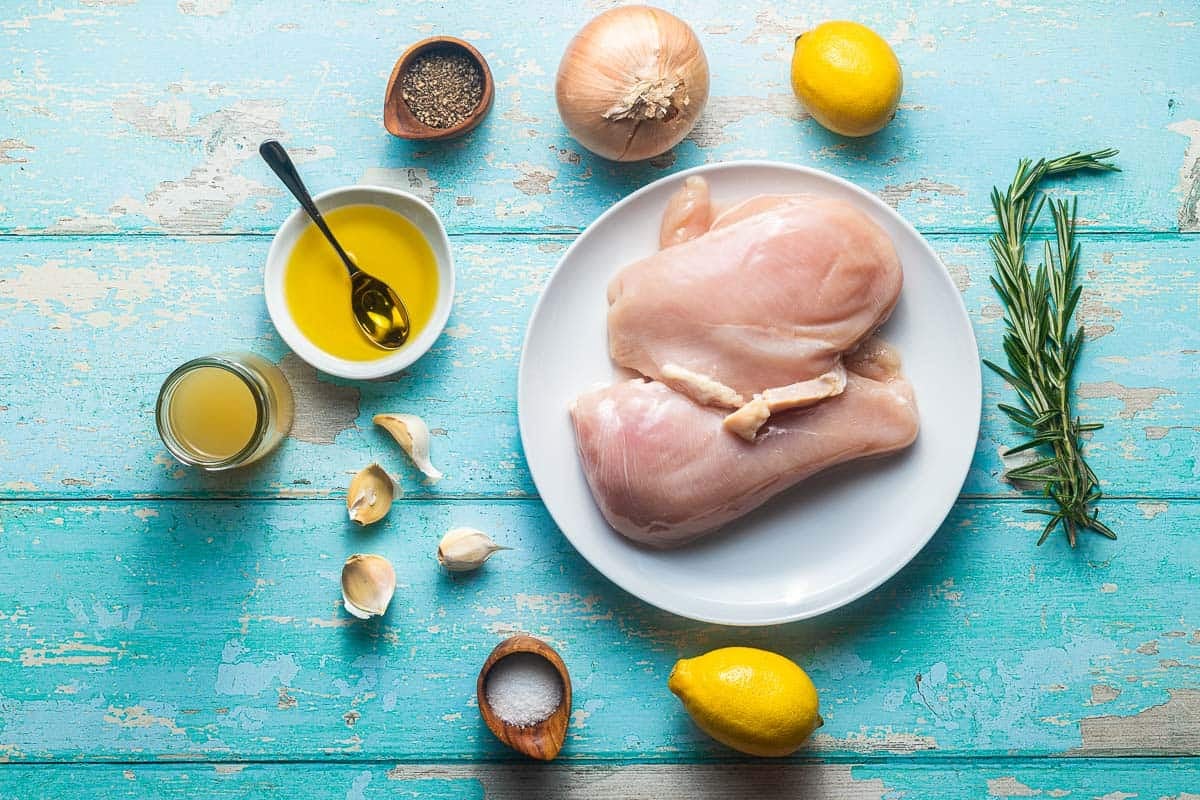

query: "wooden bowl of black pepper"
left=384, top=36, right=494, bottom=141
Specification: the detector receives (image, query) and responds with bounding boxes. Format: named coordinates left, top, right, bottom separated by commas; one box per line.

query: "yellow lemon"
left=668, top=646, right=823, bottom=757
left=790, top=21, right=903, bottom=137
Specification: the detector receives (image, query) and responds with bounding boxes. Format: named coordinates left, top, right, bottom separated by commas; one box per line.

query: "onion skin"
left=556, top=6, right=709, bottom=162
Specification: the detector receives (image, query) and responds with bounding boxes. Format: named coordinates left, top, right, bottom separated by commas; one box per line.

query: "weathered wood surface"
left=0, top=234, right=1195, bottom=499
left=1, top=1, right=1197, bottom=236
left=5, top=761, right=1200, bottom=799
left=1, top=0, right=1198, bottom=794
left=2, top=499, right=1197, bottom=761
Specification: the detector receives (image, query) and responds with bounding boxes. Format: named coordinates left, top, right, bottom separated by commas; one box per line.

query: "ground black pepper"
left=401, top=48, right=485, bottom=129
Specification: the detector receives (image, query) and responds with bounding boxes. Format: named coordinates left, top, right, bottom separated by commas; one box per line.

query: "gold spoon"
left=259, top=140, right=411, bottom=349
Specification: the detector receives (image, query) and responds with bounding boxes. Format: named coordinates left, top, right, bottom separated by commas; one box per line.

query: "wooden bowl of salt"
left=477, top=634, right=572, bottom=760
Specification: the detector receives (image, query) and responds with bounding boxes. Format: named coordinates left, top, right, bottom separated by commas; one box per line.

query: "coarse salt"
left=485, top=652, right=563, bottom=727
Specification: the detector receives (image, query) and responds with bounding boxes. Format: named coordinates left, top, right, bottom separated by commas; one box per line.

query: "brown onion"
left=555, top=6, right=709, bottom=162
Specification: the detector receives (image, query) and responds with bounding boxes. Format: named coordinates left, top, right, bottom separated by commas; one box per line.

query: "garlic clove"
left=341, top=554, right=396, bottom=619
left=347, top=463, right=396, bottom=525
left=437, top=527, right=509, bottom=572
left=374, top=413, right=444, bottom=483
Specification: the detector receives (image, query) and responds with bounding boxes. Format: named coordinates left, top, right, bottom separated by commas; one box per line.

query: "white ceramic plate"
left=518, top=161, right=981, bottom=626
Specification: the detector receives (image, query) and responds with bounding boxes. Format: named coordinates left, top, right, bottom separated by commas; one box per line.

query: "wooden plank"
left=0, top=230, right=1195, bottom=501
left=0, top=233, right=1195, bottom=499
left=4, top=760, right=1200, bottom=799
left=1, top=498, right=1196, bottom=762
left=1, top=1, right=1197, bottom=235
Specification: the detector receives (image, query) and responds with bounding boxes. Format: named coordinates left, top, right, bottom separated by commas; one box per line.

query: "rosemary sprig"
left=984, top=149, right=1120, bottom=547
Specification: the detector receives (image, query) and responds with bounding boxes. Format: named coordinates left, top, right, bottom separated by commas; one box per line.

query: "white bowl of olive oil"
left=264, top=185, right=455, bottom=380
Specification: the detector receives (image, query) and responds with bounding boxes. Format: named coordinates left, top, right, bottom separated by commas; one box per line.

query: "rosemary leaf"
left=1004, top=434, right=1062, bottom=456
left=988, top=149, right=1119, bottom=546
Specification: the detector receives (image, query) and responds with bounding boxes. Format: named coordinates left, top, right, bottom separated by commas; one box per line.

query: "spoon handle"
left=258, top=140, right=357, bottom=272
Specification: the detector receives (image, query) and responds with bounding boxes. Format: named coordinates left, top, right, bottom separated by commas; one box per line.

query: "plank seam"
left=0, top=494, right=1195, bottom=503
left=0, top=229, right=1195, bottom=240
left=0, top=754, right=1196, bottom=768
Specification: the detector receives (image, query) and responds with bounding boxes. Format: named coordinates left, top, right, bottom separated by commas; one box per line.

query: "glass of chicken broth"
left=156, top=352, right=294, bottom=470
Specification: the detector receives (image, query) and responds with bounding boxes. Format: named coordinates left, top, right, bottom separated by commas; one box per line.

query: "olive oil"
left=284, top=204, right=439, bottom=361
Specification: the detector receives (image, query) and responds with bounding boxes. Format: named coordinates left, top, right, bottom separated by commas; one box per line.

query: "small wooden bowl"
left=477, top=634, right=572, bottom=761
left=383, top=36, right=494, bottom=141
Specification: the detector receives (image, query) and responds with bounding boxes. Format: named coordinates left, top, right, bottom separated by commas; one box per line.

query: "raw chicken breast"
left=659, top=175, right=712, bottom=248
left=570, top=340, right=918, bottom=547
left=607, top=189, right=902, bottom=414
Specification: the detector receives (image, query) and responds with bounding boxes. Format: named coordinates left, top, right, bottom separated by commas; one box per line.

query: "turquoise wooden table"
left=2, top=1, right=1198, bottom=796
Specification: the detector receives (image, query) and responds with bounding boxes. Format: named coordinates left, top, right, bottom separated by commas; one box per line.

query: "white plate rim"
left=518, top=160, right=982, bottom=626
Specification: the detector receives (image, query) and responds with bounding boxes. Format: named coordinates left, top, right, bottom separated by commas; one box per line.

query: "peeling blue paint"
left=0, top=0, right=1196, bottom=788
left=215, top=642, right=300, bottom=696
